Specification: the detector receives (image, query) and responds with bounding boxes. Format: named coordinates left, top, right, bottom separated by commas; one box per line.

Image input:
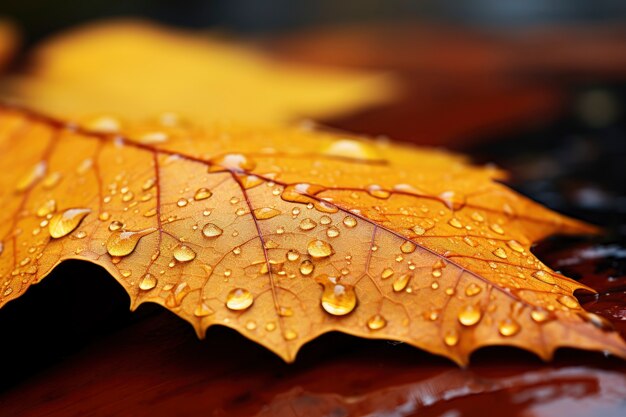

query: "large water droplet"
left=299, top=218, right=317, bottom=231
left=530, top=308, right=550, bottom=323
left=173, top=245, right=196, bottom=262
left=307, top=239, right=334, bottom=258
left=194, top=187, right=212, bottom=200
left=210, top=153, right=256, bottom=173
left=317, top=274, right=357, bottom=316
left=226, top=288, right=254, bottom=310
left=106, top=228, right=156, bottom=256
left=492, top=247, right=507, bottom=259
left=458, top=305, right=482, bottom=326
left=139, top=273, right=157, bottom=290
left=254, top=207, right=281, bottom=220
left=48, top=208, right=91, bottom=238
left=299, top=260, right=314, bottom=275
left=343, top=216, right=357, bottom=228
left=202, top=223, right=223, bottom=238
left=392, top=273, right=412, bottom=292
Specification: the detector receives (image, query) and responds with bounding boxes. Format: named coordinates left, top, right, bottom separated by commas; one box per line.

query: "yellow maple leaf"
left=0, top=103, right=624, bottom=365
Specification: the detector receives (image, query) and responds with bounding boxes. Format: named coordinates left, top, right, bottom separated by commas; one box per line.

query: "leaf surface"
left=0, top=104, right=625, bottom=364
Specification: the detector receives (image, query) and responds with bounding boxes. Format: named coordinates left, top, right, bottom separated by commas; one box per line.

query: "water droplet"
left=142, top=177, right=156, bottom=191
left=307, top=239, right=334, bottom=258
left=278, top=306, right=293, bottom=317
left=498, top=318, right=521, bottom=337
left=106, top=228, right=155, bottom=257
left=471, top=212, right=485, bottom=222
left=254, top=207, right=281, bottom=220
left=323, top=139, right=381, bottom=160
left=36, top=199, right=57, bottom=217
left=245, top=320, right=257, bottom=330
left=490, top=223, right=505, bottom=235
left=283, top=329, right=298, bottom=341
left=326, top=226, right=340, bottom=238
left=448, top=218, right=463, bottom=229
left=210, top=153, right=256, bottom=173
left=48, top=208, right=91, bottom=238
left=400, top=241, right=416, bottom=254
left=492, top=247, right=507, bottom=259
left=367, top=314, right=387, bottom=330
left=177, top=198, right=188, bottom=207
left=444, top=329, right=459, bottom=346
left=532, top=270, right=555, bottom=284
left=87, top=115, right=121, bottom=132
left=343, top=216, right=357, bottom=228
left=506, top=240, right=525, bottom=253
left=225, top=288, right=254, bottom=311
left=412, top=225, right=425, bottom=235
left=458, top=305, right=482, bottom=326
left=299, top=218, right=317, bottom=231
left=173, top=245, right=196, bottom=262
left=316, top=275, right=357, bottom=316
left=140, top=131, right=168, bottom=144
left=463, top=236, right=477, bottom=247
left=530, top=309, right=550, bottom=323
left=194, top=303, right=213, bottom=317
left=194, top=187, right=212, bottom=200
left=465, top=283, right=482, bottom=297
left=265, top=322, right=276, bottom=332
left=558, top=295, right=579, bottom=309
left=16, top=161, right=46, bottom=192
left=42, top=171, right=62, bottom=189
left=202, top=223, right=223, bottom=238
left=139, top=273, right=157, bottom=290
left=109, top=220, right=124, bottom=231
left=381, top=268, right=394, bottom=279
left=439, top=191, right=465, bottom=211
left=367, top=184, right=391, bottom=199
left=286, top=250, right=300, bottom=261
left=299, top=260, right=314, bottom=275
left=392, top=273, right=412, bottom=292
left=99, top=212, right=111, bottom=221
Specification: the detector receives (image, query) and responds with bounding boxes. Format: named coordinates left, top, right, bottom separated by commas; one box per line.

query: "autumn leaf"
left=1, top=102, right=625, bottom=365
left=1, top=19, right=394, bottom=125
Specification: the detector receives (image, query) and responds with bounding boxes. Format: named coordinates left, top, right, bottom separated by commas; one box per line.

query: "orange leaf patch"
left=0, top=104, right=624, bottom=364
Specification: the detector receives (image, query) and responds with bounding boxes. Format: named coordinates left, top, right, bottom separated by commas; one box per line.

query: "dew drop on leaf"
left=48, top=208, right=91, bottom=238
left=458, top=305, right=482, bottom=326
left=173, top=245, right=196, bottom=262
left=16, top=161, right=46, bottom=192
left=444, top=329, right=459, bottom=347
left=106, top=228, right=156, bottom=257
left=138, top=273, right=157, bottom=290
left=317, top=274, right=357, bottom=316
left=193, top=187, right=212, bottom=201
left=530, top=308, right=550, bottom=323
left=299, top=218, right=317, bottom=231
left=392, top=273, right=412, bottom=292
left=367, top=314, right=387, bottom=330
left=225, top=288, right=254, bottom=311
left=253, top=207, right=281, bottom=220
left=307, top=239, right=334, bottom=258
left=558, top=295, right=579, bottom=309
left=299, top=259, right=314, bottom=275
left=498, top=318, right=521, bottom=337
left=202, top=223, right=223, bottom=238
left=194, top=303, right=214, bottom=317
left=343, top=216, right=357, bottom=228
left=532, top=270, right=556, bottom=284
left=36, top=199, right=57, bottom=217
left=492, top=247, right=507, bottom=259
left=400, top=241, right=416, bottom=254
left=465, top=283, right=482, bottom=297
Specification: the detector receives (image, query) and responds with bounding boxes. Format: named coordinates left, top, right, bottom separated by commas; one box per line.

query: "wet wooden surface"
left=1, top=24, right=626, bottom=416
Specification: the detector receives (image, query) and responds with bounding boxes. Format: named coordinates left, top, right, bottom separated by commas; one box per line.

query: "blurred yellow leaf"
left=3, top=20, right=393, bottom=125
